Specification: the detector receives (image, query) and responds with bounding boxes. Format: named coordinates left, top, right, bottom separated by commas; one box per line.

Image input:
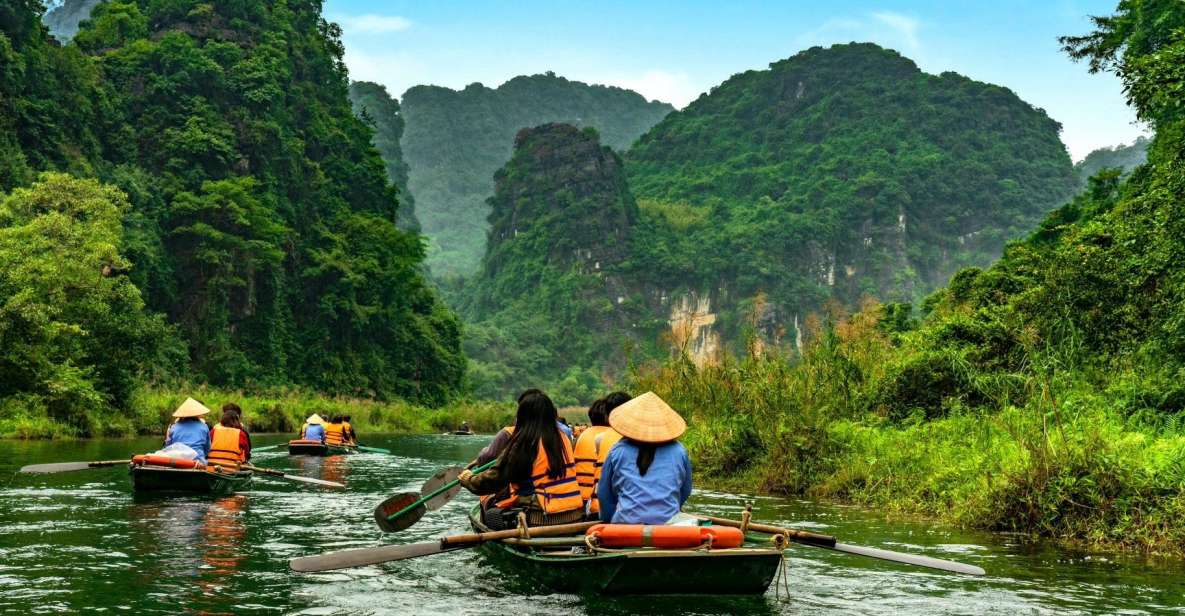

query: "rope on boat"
left=771, top=533, right=791, bottom=601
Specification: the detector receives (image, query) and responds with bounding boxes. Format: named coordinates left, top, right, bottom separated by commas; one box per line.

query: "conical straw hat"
left=305, top=413, right=325, bottom=425
left=172, top=397, right=211, bottom=418
left=608, top=392, right=686, bottom=443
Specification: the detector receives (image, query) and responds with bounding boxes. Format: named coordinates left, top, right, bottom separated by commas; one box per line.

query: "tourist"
left=458, top=390, right=583, bottom=528
left=324, top=415, right=348, bottom=446
left=207, top=406, right=249, bottom=473
left=343, top=415, right=357, bottom=444
left=574, top=391, right=630, bottom=518
left=220, top=402, right=252, bottom=462
left=164, top=397, right=212, bottom=463
left=301, top=413, right=326, bottom=442
left=596, top=392, right=692, bottom=524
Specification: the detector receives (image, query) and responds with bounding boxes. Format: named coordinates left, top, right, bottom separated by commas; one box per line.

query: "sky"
left=323, top=0, right=1147, bottom=161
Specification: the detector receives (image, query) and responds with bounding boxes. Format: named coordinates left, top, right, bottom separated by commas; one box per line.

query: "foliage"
left=348, top=80, right=419, bottom=231
left=0, top=174, right=175, bottom=437
left=400, top=73, right=672, bottom=276
left=1074, top=136, right=1148, bottom=187
left=626, top=43, right=1078, bottom=350
left=631, top=7, right=1185, bottom=553
left=461, top=124, right=641, bottom=402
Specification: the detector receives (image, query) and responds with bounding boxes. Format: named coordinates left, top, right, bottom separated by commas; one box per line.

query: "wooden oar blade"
left=290, top=540, right=454, bottom=572
left=419, top=467, right=464, bottom=511
left=373, top=492, right=426, bottom=533
left=831, top=542, right=986, bottom=576
left=19, top=462, right=93, bottom=473
left=19, top=460, right=128, bottom=473
left=278, top=474, right=345, bottom=489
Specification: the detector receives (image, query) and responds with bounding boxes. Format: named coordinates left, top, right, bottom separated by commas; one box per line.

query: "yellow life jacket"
left=208, top=425, right=244, bottom=472
left=573, top=425, right=622, bottom=514
left=496, top=430, right=582, bottom=514
left=325, top=422, right=346, bottom=445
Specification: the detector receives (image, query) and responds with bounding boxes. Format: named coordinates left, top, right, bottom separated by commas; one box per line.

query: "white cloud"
left=870, top=12, right=921, bottom=51
left=797, top=11, right=924, bottom=55
left=601, top=70, right=703, bottom=109
left=333, top=14, right=412, bottom=35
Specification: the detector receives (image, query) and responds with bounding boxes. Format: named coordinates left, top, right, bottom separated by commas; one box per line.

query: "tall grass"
left=631, top=300, right=1185, bottom=554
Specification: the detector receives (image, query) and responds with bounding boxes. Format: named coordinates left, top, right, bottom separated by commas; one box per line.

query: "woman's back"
left=167, top=419, right=210, bottom=462
left=598, top=439, right=692, bottom=524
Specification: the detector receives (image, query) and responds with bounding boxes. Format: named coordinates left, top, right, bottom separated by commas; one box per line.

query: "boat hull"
left=129, top=465, right=252, bottom=495
left=468, top=507, right=782, bottom=595
left=287, top=441, right=357, bottom=456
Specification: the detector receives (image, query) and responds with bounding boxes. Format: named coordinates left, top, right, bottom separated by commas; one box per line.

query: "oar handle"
left=700, top=515, right=837, bottom=548
left=92, top=460, right=134, bottom=467
left=241, top=463, right=280, bottom=476
left=387, top=459, right=497, bottom=522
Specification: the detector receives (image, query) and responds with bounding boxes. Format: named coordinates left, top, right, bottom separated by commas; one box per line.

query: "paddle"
left=19, top=460, right=131, bottom=473
left=372, top=459, right=497, bottom=532
left=290, top=521, right=598, bottom=572
left=240, top=464, right=346, bottom=489
left=356, top=445, right=392, bottom=454
left=701, top=515, right=985, bottom=576
left=252, top=444, right=283, bottom=452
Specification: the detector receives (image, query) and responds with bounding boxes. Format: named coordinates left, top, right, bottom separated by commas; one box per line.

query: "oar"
left=356, top=445, right=391, bottom=454
left=241, top=464, right=345, bottom=489
left=702, top=515, right=985, bottom=576
left=372, top=459, right=497, bottom=532
left=252, top=444, right=283, bottom=452
left=291, top=521, right=598, bottom=572
left=19, top=460, right=130, bottom=473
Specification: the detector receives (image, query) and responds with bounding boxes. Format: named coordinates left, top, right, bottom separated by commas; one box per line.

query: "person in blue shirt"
left=301, top=414, right=326, bottom=442
left=164, top=397, right=212, bottom=463
left=597, top=392, right=692, bottom=524
left=557, top=416, right=574, bottom=443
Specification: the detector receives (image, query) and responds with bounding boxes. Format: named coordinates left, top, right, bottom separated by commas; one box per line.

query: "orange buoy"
left=587, top=524, right=744, bottom=549
left=131, top=454, right=201, bottom=469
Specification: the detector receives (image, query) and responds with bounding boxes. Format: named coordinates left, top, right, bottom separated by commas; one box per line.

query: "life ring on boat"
left=131, top=454, right=202, bottom=469
left=586, top=524, right=744, bottom=549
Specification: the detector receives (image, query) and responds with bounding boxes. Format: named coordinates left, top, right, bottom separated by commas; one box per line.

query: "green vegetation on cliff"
left=400, top=73, right=672, bottom=276
left=463, top=124, right=640, bottom=403
left=349, top=81, right=419, bottom=231
left=1074, top=136, right=1149, bottom=186
left=1, top=0, right=463, bottom=437
left=626, top=43, right=1077, bottom=346
left=634, top=3, right=1185, bottom=553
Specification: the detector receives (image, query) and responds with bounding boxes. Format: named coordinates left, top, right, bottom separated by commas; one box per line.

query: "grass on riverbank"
left=0, top=385, right=514, bottom=439
left=632, top=302, right=1185, bottom=555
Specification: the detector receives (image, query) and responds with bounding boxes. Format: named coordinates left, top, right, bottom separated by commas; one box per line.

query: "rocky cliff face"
left=42, top=0, right=102, bottom=41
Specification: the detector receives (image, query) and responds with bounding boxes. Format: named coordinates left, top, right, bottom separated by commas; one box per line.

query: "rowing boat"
left=467, top=506, right=784, bottom=595
left=287, top=439, right=358, bottom=456
left=129, top=464, right=252, bottom=495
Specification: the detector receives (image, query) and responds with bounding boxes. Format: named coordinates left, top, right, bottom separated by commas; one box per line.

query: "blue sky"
left=323, top=0, right=1146, bottom=160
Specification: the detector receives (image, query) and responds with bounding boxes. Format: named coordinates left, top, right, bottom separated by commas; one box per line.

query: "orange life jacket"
left=207, top=425, right=245, bottom=472
left=573, top=425, right=622, bottom=514
left=495, top=430, right=583, bottom=514
left=325, top=422, right=346, bottom=445
left=342, top=421, right=354, bottom=443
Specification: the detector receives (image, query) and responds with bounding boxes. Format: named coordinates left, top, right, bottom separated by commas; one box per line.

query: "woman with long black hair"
left=596, top=392, right=692, bottom=524
left=458, top=390, right=584, bottom=527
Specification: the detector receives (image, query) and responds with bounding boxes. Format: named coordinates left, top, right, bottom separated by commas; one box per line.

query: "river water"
left=0, top=434, right=1181, bottom=615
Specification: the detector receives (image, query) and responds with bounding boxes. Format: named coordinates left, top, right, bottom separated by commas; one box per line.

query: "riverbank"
left=631, top=308, right=1185, bottom=557
left=0, top=386, right=514, bottom=439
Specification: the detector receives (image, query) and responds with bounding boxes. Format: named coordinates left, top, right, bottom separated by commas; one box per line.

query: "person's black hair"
left=587, top=398, right=608, bottom=426
left=516, top=388, right=544, bottom=404
left=222, top=402, right=242, bottom=415
left=502, top=391, right=566, bottom=481
left=603, top=391, right=631, bottom=415
left=344, top=415, right=352, bottom=422
left=636, top=443, right=657, bottom=476
left=558, top=417, right=569, bottom=426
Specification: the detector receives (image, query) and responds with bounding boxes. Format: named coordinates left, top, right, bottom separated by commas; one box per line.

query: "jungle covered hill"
left=633, top=1, right=1185, bottom=554
left=1, top=0, right=463, bottom=437
left=399, top=73, right=673, bottom=277
left=459, top=43, right=1080, bottom=400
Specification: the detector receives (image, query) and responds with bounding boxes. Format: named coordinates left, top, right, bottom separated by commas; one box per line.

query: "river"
left=0, top=434, right=1181, bottom=614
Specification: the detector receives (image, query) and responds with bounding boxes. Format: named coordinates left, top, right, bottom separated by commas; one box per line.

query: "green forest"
left=1, top=0, right=463, bottom=436
left=399, top=73, right=672, bottom=277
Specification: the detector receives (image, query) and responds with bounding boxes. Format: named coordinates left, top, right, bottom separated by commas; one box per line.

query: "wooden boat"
left=129, top=464, right=252, bottom=495
left=467, top=506, right=784, bottom=595
left=287, top=439, right=358, bottom=456
left=452, top=430, right=475, bottom=435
